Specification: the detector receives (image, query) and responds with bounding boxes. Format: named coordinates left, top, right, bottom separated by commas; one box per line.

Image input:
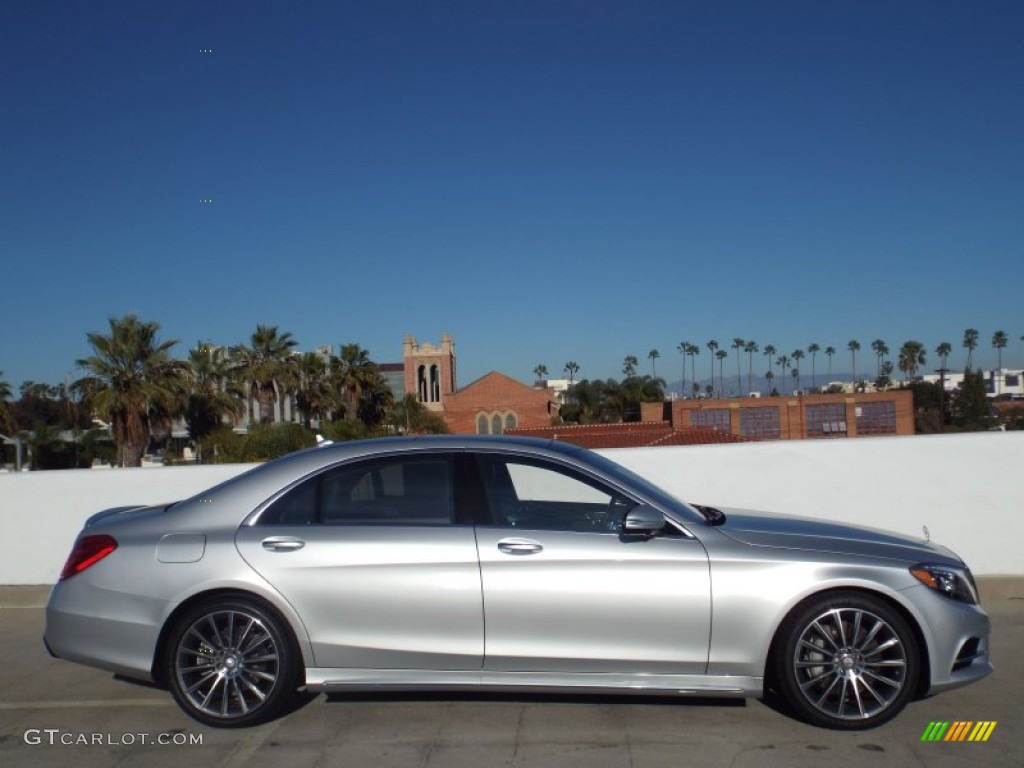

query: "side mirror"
left=622, top=505, right=666, bottom=536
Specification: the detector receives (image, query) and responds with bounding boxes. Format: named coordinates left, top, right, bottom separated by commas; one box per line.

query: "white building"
left=921, top=369, right=1024, bottom=399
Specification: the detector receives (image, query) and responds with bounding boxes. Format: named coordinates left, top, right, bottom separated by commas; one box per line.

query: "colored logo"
left=921, top=721, right=997, bottom=742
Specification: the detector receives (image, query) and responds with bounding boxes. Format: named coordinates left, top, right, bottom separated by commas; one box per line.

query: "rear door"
left=235, top=451, right=483, bottom=670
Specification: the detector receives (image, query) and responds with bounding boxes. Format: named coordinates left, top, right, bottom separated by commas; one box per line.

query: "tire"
left=164, top=597, right=300, bottom=728
left=773, top=591, right=920, bottom=730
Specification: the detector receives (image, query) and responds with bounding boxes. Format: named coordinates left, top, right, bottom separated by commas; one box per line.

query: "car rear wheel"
left=165, top=597, right=299, bottom=727
left=774, top=591, right=920, bottom=729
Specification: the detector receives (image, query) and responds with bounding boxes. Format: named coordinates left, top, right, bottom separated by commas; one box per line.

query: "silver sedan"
left=45, top=436, right=991, bottom=729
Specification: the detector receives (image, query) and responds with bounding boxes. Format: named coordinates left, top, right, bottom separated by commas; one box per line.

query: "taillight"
left=59, top=535, right=118, bottom=581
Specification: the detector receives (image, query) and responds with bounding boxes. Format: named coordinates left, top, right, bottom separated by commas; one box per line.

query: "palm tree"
left=706, top=340, right=719, bottom=397
left=294, top=351, right=336, bottom=429
left=936, top=341, right=952, bottom=370
left=75, top=315, right=186, bottom=467
left=686, top=343, right=700, bottom=396
left=791, top=367, right=800, bottom=392
left=716, top=349, right=727, bottom=397
left=744, top=340, right=759, bottom=395
left=992, top=330, right=1008, bottom=395
left=847, top=340, right=861, bottom=391
left=677, top=342, right=689, bottom=398
left=825, top=346, right=836, bottom=380
left=648, top=349, right=660, bottom=378
left=807, top=343, right=820, bottom=392
left=564, top=361, right=580, bottom=386
left=791, top=349, right=805, bottom=391
left=897, top=341, right=926, bottom=382
left=0, top=371, right=13, bottom=432
left=622, top=355, right=639, bottom=377
left=762, top=345, right=776, bottom=394
left=963, top=328, right=979, bottom=369
left=184, top=342, right=244, bottom=453
left=333, top=344, right=379, bottom=422
left=533, top=364, right=548, bottom=381
left=765, top=369, right=775, bottom=395
left=731, top=338, right=745, bottom=396
left=776, top=354, right=790, bottom=392
left=871, top=339, right=889, bottom=379
left=231, top=324, right=298, bottom=424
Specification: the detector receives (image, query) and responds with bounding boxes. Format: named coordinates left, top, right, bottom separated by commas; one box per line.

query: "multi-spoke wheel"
left=165, top=598, right=299, bottom=727
left=774, top=592, right=920, bottom=729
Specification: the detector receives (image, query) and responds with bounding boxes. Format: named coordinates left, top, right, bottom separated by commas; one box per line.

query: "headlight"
left=910, top=563, right=978, bottom=604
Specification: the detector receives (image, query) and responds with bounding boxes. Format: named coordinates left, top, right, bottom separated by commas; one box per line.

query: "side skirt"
left=305, top=669, right=763, bottom=698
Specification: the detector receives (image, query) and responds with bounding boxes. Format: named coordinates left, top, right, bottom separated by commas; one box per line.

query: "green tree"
left=897, top=340, right=926, bottom=382
left=871, top=339, right=889, bottom=379
left=992, top=330, right=1008, bottom=395
left=731, top=338, right=745, bottom=396
left=776, top=354, right=790, bottom=392
left=231, top=325, right=298, bottom=424
left=807, top=343, right=820, bottom=392
left=791, top=349, right=805, bottom=391
left=962, top=328, right=979, bottom=369
left=951, top=370, right=993, bottom=431
left=744, top=340, right=759, bottom=394
left=332, top=343, right=379, bottom=422
left=563, top=361, right=580, bottom=386
left=648, top=349, right=660, bottom=377
left=824, top=346, right=836, bottom=379
left=293, top=351, right=336, bottom=430
left=0, top=371, right=12, bottom=432
left=676, top=342, right=689, bottom=399
left=75, top=315, right=186, bottom=467
left=716, top=349, right=727, bottom=397
left=762, top=345, right=776, bottom=395
left=847, top=339, right=861, bottom=391
left=622, top=355, right=639, bottom=377
left=184, top=342, right=244, bottom=458
left=706, top=340, right=719, bottom=397
left=388, top=394, right=449, bottom=435
left=686, top=343, right=700, bottom=396
left=533, top=364, right=548, bottom=381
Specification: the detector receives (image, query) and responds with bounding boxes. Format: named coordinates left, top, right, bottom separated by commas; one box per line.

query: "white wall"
left=1, top=433, right=1020, bottom=585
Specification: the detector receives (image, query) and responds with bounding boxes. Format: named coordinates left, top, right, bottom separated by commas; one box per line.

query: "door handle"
left=261, top=537, right=305, bottom=552
left=497, top=538, right=543, bottom=555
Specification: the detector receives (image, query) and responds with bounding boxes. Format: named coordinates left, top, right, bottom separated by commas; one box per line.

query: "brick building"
left=662, top=390, right=915, bottom=440
left=442, top=371, right=558, bottom=434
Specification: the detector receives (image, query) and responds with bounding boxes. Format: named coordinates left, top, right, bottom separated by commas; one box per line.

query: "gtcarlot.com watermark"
left=24, top=729, right=203, bottom=747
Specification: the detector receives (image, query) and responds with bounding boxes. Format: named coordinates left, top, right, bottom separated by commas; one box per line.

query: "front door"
left=473, top=453, right=711, bottom=674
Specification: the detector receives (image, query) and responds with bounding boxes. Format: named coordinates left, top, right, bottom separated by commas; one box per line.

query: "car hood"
left=712, top=507, right=962, bottom=565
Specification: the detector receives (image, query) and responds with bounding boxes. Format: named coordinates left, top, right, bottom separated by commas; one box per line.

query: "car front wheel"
left=165, top=597, right=300, bottom=727
left=774, top=591, right=920, bottom=729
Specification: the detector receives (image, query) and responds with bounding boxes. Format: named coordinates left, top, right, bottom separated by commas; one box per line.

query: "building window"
left=491, top=414, right=503, bottom=434
left=806, top=403, right=847, bottom=438
left=430, top=364, right=440, bottom=402
left=856, top=401, right=896, bottom=435
left=505, top=412, right=518, bottom=430
left=476, top=413, right=489, bottom=434
left=740, top=407, right=780, bottom=440
left=690, top=408, right=730, bottom=431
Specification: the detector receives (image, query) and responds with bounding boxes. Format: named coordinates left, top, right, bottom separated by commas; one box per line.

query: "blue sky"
left=2, top=0, right=1022, bottom=392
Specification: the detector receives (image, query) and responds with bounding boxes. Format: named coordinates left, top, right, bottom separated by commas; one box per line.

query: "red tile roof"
left=505, top=422, right=753, bottom=449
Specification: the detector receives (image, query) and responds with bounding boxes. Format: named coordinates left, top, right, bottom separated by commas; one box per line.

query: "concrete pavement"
left=1, top=580, right=1022, bottom=768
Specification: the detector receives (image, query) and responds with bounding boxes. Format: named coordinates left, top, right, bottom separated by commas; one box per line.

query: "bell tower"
left=403, top=333, right=457, bottom=411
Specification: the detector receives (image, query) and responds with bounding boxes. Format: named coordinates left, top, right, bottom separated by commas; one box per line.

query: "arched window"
left=417, top=365, right=427, bottom=402
left=491, top=414, right=503, bottom=434
left=430, top=365, right=440, bottom=402
left=476, top=413, right=489, bottom=434
left=505, top=412, right=518, bottom=430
